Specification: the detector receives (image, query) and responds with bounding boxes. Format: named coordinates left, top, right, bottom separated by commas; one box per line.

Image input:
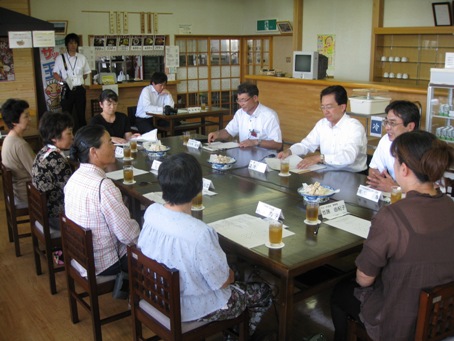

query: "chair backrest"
left=27, top=182, right=50, bottom=236
left=127, top=106, right=137, bottom=126
left=128, top=245, right=183, bottom=336
left=414, top=280, right=454, bottom=341
left=444, top=177, right=454, bottom=197
left=1, top=163, right=15, bottom=211
left=91, top=99, right=102, bottom=118
left=60, top=214, right=97, bottom=287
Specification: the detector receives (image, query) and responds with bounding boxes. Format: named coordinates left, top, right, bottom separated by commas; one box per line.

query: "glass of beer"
left=391, top=186, right=402, bottom=204
left=268, top=219, right=283, bottom=246
left=305, top=200, right=319, bottom=224
left=280, top=158, right=290, bottom=176
left=123, top=165, right=134, bottom=184
left=183, top=131, right=191, bottom=145
left=130, top=140, right=138, bottom=152
left=191, top=191, right=204, bottom=210
left=123, top=144, right=131, bottom=159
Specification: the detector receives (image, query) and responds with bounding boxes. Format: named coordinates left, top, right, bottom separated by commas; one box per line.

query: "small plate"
left=123, top=180, right=136, bottom=185
left=191, top=205, right=205, bottom=211
left=265, top=242, right=285, bottom=249
left=304, top=219, right=321, bottom=225
left=278, top=172, right=291, bottom=177
left=123, top=157, right=133, bottom=161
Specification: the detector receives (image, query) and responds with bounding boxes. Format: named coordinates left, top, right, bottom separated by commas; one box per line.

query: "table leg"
left=279, top=275, right=294, bottom=340
left=201, top=117, right=206, bottom=135
left=219, top=113, right=224, bottom=130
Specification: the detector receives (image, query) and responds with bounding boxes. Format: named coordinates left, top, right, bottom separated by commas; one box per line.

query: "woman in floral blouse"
left=32, top=111, right=74, bottom=230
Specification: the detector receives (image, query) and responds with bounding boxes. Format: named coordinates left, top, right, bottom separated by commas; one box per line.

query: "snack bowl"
left=143, top=141, right=170, bottom=157
left=207, top=155, right=236, bottom=170
left=297, top=183, right=338, bottom=201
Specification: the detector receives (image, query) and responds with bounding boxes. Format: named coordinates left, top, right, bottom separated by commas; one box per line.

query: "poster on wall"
left=0, top=37, right=15, bottom=81
left=39, top=38, right=66, bottom=111
left=317, top=34, right=335, bottom=75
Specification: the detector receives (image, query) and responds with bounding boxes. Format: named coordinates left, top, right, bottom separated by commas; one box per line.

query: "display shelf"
left=426, top=82, right=453, bottom=141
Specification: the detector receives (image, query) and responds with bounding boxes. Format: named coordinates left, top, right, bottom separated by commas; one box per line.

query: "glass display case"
left=426, top=82, right=454, bottom=143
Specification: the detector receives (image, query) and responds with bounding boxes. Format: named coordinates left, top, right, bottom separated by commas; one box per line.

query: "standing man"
left=366, top=100, right=420, bottom=192
left=135, top=71, right=175, bottom=134
left=208, top=82, right=283, bottom=150
left=278, top=85, right=367, bottom=172
left=53, top=33, right=91, bottom=131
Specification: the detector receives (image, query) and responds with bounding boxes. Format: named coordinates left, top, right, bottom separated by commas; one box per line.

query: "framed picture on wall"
left=48, top=20, right=68, bottom=35
left=432, top=2, right=452, bottom=26
left=277, top=21, right=293, bottom=34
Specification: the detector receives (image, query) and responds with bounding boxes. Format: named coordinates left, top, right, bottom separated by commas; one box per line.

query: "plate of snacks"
left=143, top=141, right=170, bottom=157
left=297, top=182, right=339, bottom=201
left=207, top=154, right=236, bottom=170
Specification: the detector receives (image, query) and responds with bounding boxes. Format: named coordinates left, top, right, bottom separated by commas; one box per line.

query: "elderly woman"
left=32, top=111, right=74, bottom=230
left=1, top=99, right=35, bottom=207
left=64, top=125, right=140, bottom=275
left=90, top=89, right=139, bottom=144
left=331, top=130, right=454, bottom=341
left=138, top=153, right=272, bottom=337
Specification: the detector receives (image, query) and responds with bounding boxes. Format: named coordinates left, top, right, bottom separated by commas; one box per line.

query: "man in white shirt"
left=53, top=33, right=91, bottom=131
left=278, top=85, right=367, bottom=173
left=366, top=100, right=420, bottom=192
left=208, top=82, right=283, bottom=150
left=135, top=71, right=175, bottom=134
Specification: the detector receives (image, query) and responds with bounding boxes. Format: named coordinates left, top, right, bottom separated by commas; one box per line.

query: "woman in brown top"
left=1, top=99, right=35, bottom=207
left=331, top=130, right=454, bottom=341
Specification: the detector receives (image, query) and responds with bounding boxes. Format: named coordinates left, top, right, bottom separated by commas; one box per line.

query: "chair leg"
left=12, top=221, right=21, bottom=257
left=89, top=290, right=103, bottom=341
left=46, top=249, right=57, bottom=295
left=6, top=214, right=14, bottom=242
left=32, top=235, right=43, bottom=275
left=67, top=278, right=80, bottom=324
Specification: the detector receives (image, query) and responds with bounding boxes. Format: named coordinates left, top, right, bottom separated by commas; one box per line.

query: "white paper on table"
left=202, top=141, right=240, bottom=152
left=135, top=129, right=158, bottom=142
left=265, top=154, right=326, bottom=173
left=143, top=192, right=166, bottom=204
left=203, top=189, right=217, bottom=196
left=209, top=214, right=294, bottom=249
left=324, top=215, right=371, bottom=239
left=106, top=167, right=150, bottom=180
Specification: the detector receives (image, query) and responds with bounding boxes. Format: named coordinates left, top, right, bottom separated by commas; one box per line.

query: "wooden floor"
left=0, top=177, right=336, bottom=341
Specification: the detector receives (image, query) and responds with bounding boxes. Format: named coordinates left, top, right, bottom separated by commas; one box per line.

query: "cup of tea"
left=130, top=140, right=138, bottom=152
left=123, top=165, right=134, bottom=184
left=123, top=144, right=132, bottom=159
left=280, top=158, right=290, bottom=176
left=201, top=103, right=207, bottom=111
left=191, top=191, right=204, bottom=210
left=183, top=131, right=191, bottom=145
left=390, top=186, right=402, bottom=204
left=305, top=200, right=319, bottom=224
left=268, top=219, right=283, bottom=246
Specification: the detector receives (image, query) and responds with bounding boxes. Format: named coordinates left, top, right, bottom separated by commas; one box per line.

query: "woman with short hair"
left=32, top=111, right=74, bottom=230
left=1, top=98, right=35, bottom=207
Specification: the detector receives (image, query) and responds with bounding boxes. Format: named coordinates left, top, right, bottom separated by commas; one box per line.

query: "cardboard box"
left=349, top=96, right=391, bottom=115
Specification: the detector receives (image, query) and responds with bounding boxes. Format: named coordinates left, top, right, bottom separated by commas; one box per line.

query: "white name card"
left=320, top=200, right=349, bottom=220
left=187, top=139, right=201, bottom=149
left=188, top=107, right=201, bottom=113
left=151, top=160, right=162, bottom=172
left=248, top=160, right=267, bottom=173
left=357, top=185, right=381, bottom=202
left=115, top=146, right=124, bottom=158
left=203, top=178, right=214, bottom=191
left=255, top=201, right=283, bottom=221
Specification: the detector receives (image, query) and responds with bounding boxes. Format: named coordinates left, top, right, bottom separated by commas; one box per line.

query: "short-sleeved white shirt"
left=53, top=52, right=91, bottom=86
left=369, top=134, right=395, bottom=179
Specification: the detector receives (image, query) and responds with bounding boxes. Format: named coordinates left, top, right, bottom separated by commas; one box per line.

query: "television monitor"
left=292, top=51, right=328, bottom=80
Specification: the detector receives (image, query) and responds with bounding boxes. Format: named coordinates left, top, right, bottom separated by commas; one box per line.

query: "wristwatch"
left=320, top=154, right=325, bottom=164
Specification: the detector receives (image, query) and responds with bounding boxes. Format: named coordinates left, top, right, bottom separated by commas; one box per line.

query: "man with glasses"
left=367, top=100, right=420, bottom=192
left=207, top=82, right=283, bottom=150
left=278, top=85, right=367, bottom=172
left=135, top=71, right=175, bottom=134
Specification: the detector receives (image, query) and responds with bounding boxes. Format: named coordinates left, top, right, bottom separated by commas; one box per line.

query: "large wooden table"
left=111, top=137, right=378, bottom=340
left=147, top=106, right=230, bottom=137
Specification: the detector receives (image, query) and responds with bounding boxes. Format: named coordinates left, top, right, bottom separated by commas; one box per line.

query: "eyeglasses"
left=319, top=104, right=339, bottom=111
left=236, top=97, right=252, bottom=104
left=382, top=119, right=404, bottom=128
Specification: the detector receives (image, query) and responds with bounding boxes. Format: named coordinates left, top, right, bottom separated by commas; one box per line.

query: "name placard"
left=115, top=146, right=124, bottom=158
left=203, top=178, right=214, bottom=191
left=151, top=160, right=162, bottom=172
left=357, top=185, right=381, bottom=202
left=320, top=200, right=349, bottom=220
left=188, top=107, right=201, bottom=113
left=256, top=201, right=283, bottom=221
left=187, top=139, right=201, bottom=149
left=248, top=160, right=267, bottom=173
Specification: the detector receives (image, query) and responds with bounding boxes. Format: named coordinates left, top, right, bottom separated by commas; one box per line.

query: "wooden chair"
left=347, top=281, right=454, bottom=341
left=414, top=280, right=454, bottom=341
left=443, top=177, right=454, bottom=197
left=27, top=182, right=64, bottom=295
left=91, top=99, right=102, bottom=118
left=127, top=106, right=139, bottom=133
left=1, top=163, right=30, bottom=257
left=60, top=214, right=131, bottom=341
left=128, top=245, right=249, bottom=341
